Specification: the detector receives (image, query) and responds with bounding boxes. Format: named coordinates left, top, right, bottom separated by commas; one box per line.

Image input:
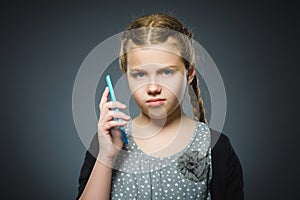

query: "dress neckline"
left=125, top=120, right=201, bottom=160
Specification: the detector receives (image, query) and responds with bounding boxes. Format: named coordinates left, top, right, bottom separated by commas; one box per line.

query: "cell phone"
left=105, top=75, right=128, bottom=144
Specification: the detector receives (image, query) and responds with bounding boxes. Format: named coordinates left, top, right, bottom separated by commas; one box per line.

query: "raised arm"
left=77, top=87, right=130, bottom=200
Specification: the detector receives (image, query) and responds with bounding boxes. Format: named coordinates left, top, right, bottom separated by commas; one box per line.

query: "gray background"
left=1, top=1, right=299, bottom=199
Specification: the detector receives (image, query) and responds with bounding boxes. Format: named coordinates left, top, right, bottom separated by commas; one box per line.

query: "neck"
left=134, top=106, right=185, bottom=129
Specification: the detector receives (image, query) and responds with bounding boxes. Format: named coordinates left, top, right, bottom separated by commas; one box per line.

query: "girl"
left=77, top=13, right=244, bottom=199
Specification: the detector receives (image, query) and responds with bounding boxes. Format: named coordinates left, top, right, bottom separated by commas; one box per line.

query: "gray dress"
left=110, top=121, right=212, bottom=200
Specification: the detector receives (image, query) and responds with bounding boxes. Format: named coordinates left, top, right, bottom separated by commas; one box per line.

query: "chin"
left=138, top=106, right=166, bottom=119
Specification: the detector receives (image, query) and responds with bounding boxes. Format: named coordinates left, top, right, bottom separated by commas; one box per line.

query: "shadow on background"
left=1, top=1, right=299, bottom=199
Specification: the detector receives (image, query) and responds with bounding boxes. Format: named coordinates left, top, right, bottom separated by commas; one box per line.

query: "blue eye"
left=136, top=72, right=145, bottom=78
left=131, top=72, right=145, bottom=78
left=162, top=69, right=175, bottom=76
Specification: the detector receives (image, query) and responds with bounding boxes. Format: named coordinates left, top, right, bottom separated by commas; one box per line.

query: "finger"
left=103, top=101, right=127, bottom=110
left=101, top=120, right=128, bottom=131
left=99, top=87, right=110, bottom=109
left=110, top=128, right=123, bottom=140
left=100, top=110, right=130, bottom=123
left=106, top=110, right=131, bottom=121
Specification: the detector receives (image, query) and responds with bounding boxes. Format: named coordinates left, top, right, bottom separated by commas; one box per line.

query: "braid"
left=119, top=13, right=207, bottom=123
left=119, top=13, right=194, bottom=73
left=188, top=75, right=207, bottom=123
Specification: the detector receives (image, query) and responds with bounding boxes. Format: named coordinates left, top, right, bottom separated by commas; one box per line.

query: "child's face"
left=126, top=47, right=191, bottom=119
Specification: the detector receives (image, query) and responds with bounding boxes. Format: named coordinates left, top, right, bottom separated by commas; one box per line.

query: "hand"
left=97, top=87, right=130, bottom=166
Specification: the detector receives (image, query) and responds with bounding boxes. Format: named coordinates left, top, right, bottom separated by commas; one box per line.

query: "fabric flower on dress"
left=177, top=151, right=210, bottom=182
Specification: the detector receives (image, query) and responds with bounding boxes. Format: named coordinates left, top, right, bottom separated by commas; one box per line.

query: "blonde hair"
left=119, top=13, right=207, bottom=123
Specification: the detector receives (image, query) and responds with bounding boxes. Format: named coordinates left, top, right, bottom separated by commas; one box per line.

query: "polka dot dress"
left=110, top=121, right=212, bottom=199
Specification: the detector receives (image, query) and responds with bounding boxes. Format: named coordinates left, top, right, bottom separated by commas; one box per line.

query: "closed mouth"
left=146, top=98, right=166, bottom=103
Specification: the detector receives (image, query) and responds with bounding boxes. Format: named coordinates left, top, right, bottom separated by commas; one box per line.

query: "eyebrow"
left=129, top=68, right=145, bottom=72
left=129, top=65, right=179, bottom=72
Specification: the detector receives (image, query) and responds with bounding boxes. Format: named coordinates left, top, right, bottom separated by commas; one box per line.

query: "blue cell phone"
left=105, top=75, right=128, bottom=144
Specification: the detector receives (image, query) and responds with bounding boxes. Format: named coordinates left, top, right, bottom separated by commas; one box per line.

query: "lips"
left=146, top=98, right=166, bottom=106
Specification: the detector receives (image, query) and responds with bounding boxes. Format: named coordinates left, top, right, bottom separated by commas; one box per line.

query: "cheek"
left=128, top=79, right=138, bottom=96
left=130, top=86, right=145, bottom=102
left=163, top=79, right=187, bottom=99
left=132, top=89, right=140, bottom=98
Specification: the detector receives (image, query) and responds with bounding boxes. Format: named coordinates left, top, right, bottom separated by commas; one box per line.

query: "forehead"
left=127, top=48, right=184, bottom=70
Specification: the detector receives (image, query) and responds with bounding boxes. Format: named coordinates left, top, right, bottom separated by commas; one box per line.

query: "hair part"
left=119, top=13, right=207, bottom=123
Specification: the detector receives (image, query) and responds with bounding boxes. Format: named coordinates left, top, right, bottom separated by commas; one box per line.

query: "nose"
left=146, top=82, right=162, bottom=95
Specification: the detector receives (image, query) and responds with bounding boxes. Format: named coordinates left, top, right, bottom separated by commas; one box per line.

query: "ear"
left=187, top=65, right=196, bottom=84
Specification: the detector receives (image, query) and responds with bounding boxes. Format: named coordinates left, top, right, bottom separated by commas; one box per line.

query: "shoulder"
left=210, top=127, right=232, bottom=152
left=208, top=127, right=245, bottom=199
left=195, top=122, right=231, bottom=151
left=209, top=127, right=240, bottom=166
